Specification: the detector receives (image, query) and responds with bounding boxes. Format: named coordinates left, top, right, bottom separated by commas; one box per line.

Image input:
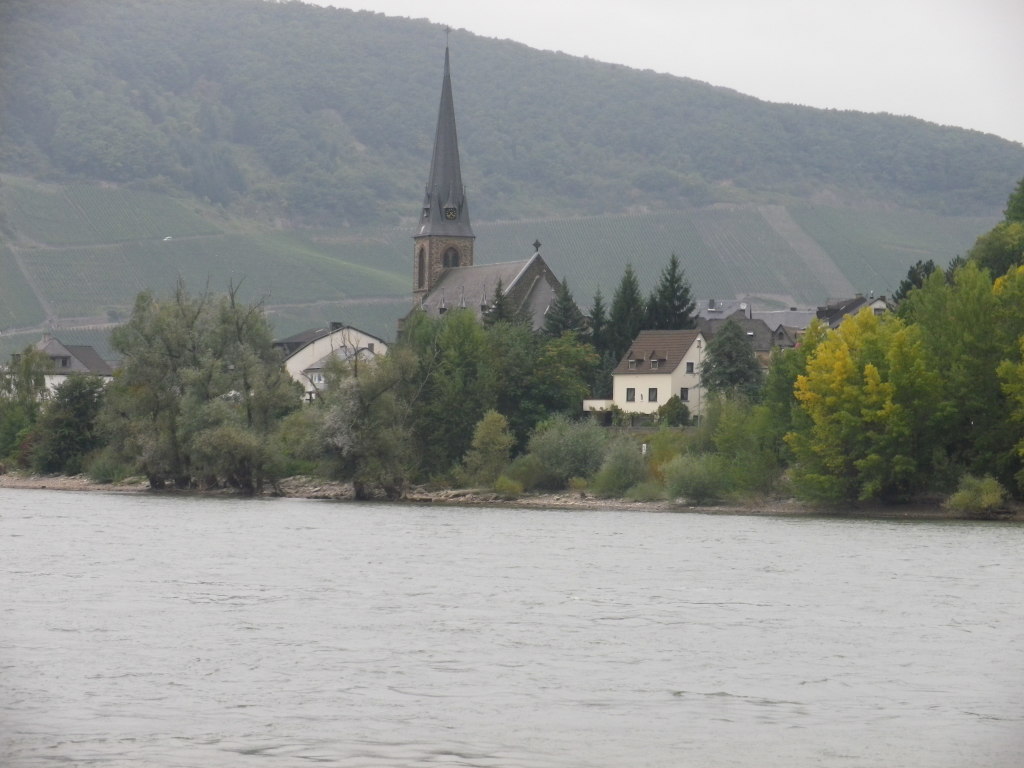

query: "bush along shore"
left=0, top=471, right=1018, bottom=521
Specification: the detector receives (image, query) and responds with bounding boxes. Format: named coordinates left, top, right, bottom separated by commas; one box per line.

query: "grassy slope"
left=0, top=175, right=996, bottom=362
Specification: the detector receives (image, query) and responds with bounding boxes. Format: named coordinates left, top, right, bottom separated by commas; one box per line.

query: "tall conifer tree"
left=645, top=253, right=696, bottom=330
left=607, top=264, right=645, bottom=362
left=542, top=277, right=586, bottom=337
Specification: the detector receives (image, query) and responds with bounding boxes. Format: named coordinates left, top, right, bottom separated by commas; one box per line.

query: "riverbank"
left=2, top=471, right=1019, bottom=520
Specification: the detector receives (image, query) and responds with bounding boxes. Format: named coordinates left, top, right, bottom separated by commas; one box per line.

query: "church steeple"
left=414, top=45, right=474, bottom=296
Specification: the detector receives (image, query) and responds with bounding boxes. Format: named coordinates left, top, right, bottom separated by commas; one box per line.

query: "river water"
left=1, top=489, right=1022, bottom=768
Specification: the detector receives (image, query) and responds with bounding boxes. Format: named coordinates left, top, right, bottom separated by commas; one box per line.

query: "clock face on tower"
left=444, top=207, right=458, bottom=220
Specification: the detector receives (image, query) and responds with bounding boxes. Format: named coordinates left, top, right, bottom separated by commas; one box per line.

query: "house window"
left=626, top=388, right=636, bottom=402
left=650, top=359, right=659, bottom=370
left=680, top=387, right=689, bottom=402
left=686, top=361, right=694, bottom=374
left=648, top=388, right=658, bottom=403
left=628, top=360, right=637, bottom=370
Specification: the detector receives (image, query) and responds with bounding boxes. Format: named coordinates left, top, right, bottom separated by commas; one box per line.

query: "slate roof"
left=64, top=345, right=114, bottom=376
left=697, top=311, right=775, bottom=353
left=416, top=47, right=473, bottom=239
left=416, top=254, right=558, bottom=330
left=34, top=335, right=113, bottom=376
left=612, top=329, right=702, bottom=376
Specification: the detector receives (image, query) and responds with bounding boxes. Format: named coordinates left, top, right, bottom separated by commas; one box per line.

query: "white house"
left=273, top=323, right=388, bottom=401
left=584, top=329, right=708, bottom=420
left=30, top=334, right=114, bottom=395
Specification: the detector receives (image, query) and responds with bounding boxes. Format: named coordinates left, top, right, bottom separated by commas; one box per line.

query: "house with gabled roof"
left=273, top=322, right=387, bottom=401
left=28, top=334, right=114, bottom=395
left=816, top=294, right=889, bottom=328
left=585, top=329, right=708, bottom=420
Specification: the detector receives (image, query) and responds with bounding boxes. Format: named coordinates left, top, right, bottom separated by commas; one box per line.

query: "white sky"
left=310, top=0, right=1024, bottom=145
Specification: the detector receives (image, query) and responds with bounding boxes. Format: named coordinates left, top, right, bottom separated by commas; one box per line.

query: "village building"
left=273, top=323, right=387, bottom=402
left=584, top=329, right=708, bottom=421
left=25, top=334, right=114, bottom=395
left=815, top=294, right=890, bottom=328
left=403, top=47, right=565, bottom=331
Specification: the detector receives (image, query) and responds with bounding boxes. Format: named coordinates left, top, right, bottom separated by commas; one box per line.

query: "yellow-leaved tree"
left=786, top=308, right=943, bottom=503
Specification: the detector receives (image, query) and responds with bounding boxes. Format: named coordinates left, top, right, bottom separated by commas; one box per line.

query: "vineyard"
left=2, top=178, right=219, bottom=245
left=0, top=244, right=45, bottom=329
left=789, top=206, right=992, bottom=295
left=0, top=175, right=999, bottom=361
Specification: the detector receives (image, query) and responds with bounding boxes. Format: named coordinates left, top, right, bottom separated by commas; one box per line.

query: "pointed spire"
left=420, top=45, right=473, bottom=238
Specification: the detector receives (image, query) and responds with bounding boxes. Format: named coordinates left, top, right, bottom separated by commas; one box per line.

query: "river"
left=1, top=488, right=1022, bottom=767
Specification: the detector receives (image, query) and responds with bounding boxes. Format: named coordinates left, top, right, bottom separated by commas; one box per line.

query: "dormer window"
left=628, top=360, right=637, bottom=370
left=650, top=360, right=659, bottom=370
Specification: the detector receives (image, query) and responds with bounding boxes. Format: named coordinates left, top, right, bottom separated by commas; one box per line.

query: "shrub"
left=591, top=438, right=648, bottom=497
left=625, top=480, right=665, bottom=502
left=657, top=395, right=691, bottom=426
left=944, top=474, right=1008, bottom=518
left=568, top=476, right=588, bottom=493
left=663, top=453, right=728, bottom=505
left=461, top=410, right=514, bottom=487
left=505, top=452, right=554, bottom=491
left=85, top=446, right=132, bottom=484
left=494, top=475, right=523, bottom=499
left=526, top=415, right=607, bottom=489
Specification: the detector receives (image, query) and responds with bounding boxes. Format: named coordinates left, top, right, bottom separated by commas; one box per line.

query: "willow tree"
left=101, top=281, right=299, bottom=491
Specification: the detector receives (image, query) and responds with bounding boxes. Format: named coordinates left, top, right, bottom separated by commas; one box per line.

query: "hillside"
left=0, top=0, right=1021, bottom=357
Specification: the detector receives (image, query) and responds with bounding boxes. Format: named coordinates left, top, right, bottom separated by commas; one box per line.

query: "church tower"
left=414, top=46, right=474, bottom=297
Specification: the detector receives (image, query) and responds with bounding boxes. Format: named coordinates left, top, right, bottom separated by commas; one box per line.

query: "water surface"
left=1, top=489, right=1022, bottom=767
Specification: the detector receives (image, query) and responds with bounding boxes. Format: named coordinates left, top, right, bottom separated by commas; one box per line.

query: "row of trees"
left=3, top=181, right=1023, bottom=506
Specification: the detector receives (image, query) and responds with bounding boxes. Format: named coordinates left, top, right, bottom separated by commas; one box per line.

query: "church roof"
left=415, top=253, right=559, bottom=330
left=417, top=47, right=473, bottom=239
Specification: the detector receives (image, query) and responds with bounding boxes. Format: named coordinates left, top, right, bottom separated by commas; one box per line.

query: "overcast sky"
left=311, top=0, right=1024, bottom=146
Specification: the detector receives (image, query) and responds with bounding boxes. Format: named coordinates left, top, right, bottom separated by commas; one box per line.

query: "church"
left=405, top=46, right=564, bottom=330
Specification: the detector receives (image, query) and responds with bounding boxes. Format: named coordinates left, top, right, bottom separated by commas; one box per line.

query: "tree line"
left=2, top=179, right=1023, bottom=512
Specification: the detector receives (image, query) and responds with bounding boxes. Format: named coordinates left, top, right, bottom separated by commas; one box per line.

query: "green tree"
left=966, top=176, right=1024, bottom=278
left=482, top=279, right=529, bottom=327
left=893, top=259, right=937, bottom=305
left=404, top=309, right=490, bottom=477
left=459, top=410, right=515, bottom=488
left=900, top=262, right=1021, bottom=488
left=533, top=331, right=599, bottom=415
left=968, top=221, right=1024, bottom=278
left=542, top=277, right=587, bottom=337
left=0, top=345, right=51, bottom=462
left=525, top=415, right=607, bottom=489
left=657, top=394, right=691, bottom=426
left=101, top=282, right=299, bottom=491
left=607, top=264, right=646, bottom=363
left=700, top=319, right=763, bottom=400
left=30, top=374, right=106, bottom=474
left=644, top=253, right=696, bottom=330
left=588, top=288, right=608, bottom=354
left=318, top=346, right=419, bottom=499
left=1003, top=176, right=1024, bottom=222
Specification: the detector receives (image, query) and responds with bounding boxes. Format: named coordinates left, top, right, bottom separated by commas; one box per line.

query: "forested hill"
left=2, top=0, right=1023, bottom=227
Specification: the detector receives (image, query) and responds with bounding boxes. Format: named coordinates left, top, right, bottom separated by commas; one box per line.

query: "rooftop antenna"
left=445, top=25, right=451, bottom=46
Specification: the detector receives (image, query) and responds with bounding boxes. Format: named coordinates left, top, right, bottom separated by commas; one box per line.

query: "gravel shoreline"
left=2, top=471, right=1018, bottom=520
